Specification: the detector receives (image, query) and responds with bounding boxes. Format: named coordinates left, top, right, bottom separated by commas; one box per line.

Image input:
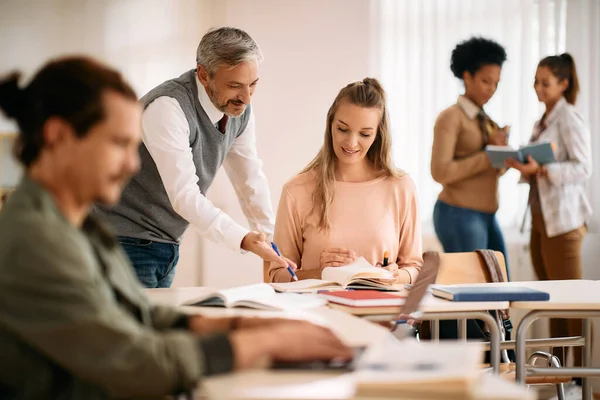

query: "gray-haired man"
left=97, top=27, right=293, bottom=288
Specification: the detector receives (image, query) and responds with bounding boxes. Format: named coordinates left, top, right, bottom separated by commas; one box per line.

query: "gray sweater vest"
left=97, top=69, right=251, bottom=243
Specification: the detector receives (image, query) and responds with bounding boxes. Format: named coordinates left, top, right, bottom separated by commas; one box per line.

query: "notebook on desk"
left=431, top=285, right=550, bottom=302
left=270, top=257, right=398, bottom=292
left=183, top=283, right=327, bottom=311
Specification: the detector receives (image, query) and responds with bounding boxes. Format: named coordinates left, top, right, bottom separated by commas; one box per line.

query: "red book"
left=319, top=290, right=406, bottom=307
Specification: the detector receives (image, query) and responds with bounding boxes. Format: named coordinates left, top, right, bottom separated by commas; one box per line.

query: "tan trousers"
left=530, top=210, right=587, bottom=367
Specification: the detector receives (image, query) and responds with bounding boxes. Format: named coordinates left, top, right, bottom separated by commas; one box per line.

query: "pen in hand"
left=383, top=250, right=389, bottom=267
left=271, top=242, right=298, bottom=281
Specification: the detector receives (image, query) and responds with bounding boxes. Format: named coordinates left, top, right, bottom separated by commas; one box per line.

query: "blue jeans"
left=433, top=200, right=509, bottom=280
left=117, top=236, right=179, bottom=288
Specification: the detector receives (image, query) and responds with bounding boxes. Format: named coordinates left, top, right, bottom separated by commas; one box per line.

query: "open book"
left=270, top=257, right=398, bottom=293
left=485, top=142, right=556, bottom=168
left=183, top=283, right=327, bottom=311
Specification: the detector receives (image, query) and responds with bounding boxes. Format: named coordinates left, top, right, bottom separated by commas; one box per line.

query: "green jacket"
left=0, top=177, right=233, bottom=399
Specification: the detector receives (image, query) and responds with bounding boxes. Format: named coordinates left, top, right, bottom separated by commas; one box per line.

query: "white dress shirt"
left=141, top=75, right=274, bottom=252
left=457, top=95, right=480, bottom=120
left=526, top=97, right=593, bottom=237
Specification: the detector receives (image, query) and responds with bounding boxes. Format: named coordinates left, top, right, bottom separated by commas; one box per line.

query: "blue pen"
left=271, top=242, right=298, bottom=281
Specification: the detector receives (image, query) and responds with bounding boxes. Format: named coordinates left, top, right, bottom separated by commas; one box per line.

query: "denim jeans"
left=117, top=236, right=179, bottom=288
left=433, top=200, right=509, bottom=280
left=432, top=200, right=513, bottom=362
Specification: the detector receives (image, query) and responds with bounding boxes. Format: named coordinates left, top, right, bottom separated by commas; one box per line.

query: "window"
left=376, top=0, right=566, bottom=230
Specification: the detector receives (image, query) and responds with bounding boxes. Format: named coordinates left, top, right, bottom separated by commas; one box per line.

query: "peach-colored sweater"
left=269, top=171, right=423, bottom=283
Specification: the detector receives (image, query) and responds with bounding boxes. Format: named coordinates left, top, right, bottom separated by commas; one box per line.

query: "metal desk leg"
left=431, top=320, right=439, bottom=342
left=476, top=311, right=501, bottom=374
left=422, top=311, right=500, bottom=373
left=516, top=311, right=537, bottom=384
left=457, top=319, right=467, bottom=341
left=583, top=318, right=592, bottom=400
left=515, top=309, right=599, bottom=392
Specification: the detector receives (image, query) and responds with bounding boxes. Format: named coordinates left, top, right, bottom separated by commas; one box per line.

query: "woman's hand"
left=505, top=155, right=541, bottom=177
left=375, top=261, right=399, bottom=278
left=319, top=248, right=356, bottom=269
left=487, top=126, right=510, bottom=146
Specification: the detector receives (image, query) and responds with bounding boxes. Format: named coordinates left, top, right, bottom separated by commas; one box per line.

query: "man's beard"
left=207, top=81, right=246, bottom=117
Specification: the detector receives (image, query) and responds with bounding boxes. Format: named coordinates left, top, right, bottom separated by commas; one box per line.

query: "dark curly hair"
left=450, top=37, right=507, bottom=79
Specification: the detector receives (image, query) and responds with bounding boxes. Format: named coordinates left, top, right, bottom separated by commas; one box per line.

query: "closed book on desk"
left=320, top=290, right=405, bottom=307
left=355, top=341, right=484, bottom=399
left=320, top=290, right=406, bottom=316
left=184, top=283, right=327, bottom=311
left=431, top=285, right=550, bottom=302
left=270, top=257, right=398, bottom=292
left=327, top=303, right=405, bottom=316
left=485, top=142, right=556, bottom=168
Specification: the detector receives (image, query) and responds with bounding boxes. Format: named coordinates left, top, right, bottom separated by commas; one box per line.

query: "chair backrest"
left=435, top=251, right=507, bottom=285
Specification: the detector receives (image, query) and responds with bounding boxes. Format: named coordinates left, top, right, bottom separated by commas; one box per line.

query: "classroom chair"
left=422, top=251, right=571, bottom=398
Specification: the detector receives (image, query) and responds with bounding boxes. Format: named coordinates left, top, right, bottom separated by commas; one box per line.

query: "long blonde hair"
left=301, top=77, right=402, bottom=231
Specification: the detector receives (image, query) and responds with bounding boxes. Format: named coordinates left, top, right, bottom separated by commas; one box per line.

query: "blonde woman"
left=269, top=78, right=423, bottom=283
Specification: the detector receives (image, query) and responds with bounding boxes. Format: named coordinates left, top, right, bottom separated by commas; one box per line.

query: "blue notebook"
left=485, top=142, right=556, bottom=169
left=431, top=285, right=550, bottom=302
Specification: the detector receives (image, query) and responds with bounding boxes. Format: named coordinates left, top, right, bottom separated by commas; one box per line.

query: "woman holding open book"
left=268, top=78, right=423, bottom=283
left=430, top=37, right=510, bottom=276
left=505, top=54, right=592, bottom=373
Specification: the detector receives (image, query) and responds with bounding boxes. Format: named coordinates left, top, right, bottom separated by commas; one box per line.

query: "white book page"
left=234, top=293, right=328, bottom=311
left=270, top=279, right=342, bottom=293
left=485, top=145, right=515, bottom=151
left=322, top=257, right=394, bottom=287
left=216, top=283, right=276, bottom=306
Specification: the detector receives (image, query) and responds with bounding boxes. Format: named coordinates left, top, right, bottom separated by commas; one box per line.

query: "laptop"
left=271, top=252, right=441, bottom=371
left=396, top=251, right=441, bottom=321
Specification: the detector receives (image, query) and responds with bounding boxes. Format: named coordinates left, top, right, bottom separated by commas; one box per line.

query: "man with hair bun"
left=0, top=56, right=351, bottom=399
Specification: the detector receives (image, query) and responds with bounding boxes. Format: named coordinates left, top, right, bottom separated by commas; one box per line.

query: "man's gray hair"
left=196, top=27, right=263, bottom=77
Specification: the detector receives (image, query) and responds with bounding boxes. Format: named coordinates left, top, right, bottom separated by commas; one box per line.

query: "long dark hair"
left=538, top=53, right=580, bottom=105
left=0, top=56, right=137, bottom=167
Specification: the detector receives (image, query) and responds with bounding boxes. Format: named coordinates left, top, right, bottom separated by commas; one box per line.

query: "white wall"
left=0, top=0, right=211, bottom=285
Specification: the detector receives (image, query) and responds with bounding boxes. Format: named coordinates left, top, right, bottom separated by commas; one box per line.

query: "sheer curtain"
left=565, top=0, right=600, bottom=232
left=375, top=0, right=566, bottom=232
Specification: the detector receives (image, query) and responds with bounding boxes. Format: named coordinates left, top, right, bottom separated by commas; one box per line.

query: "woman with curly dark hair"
left=430, top=37, right=510, bottom=275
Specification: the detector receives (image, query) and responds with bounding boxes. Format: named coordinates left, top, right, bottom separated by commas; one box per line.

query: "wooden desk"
left=359, top=292, right=508, bottom=374
left=145, top=288, right=390, bottom=348
left=146, top=287, right=509, bottom=373
left=145, top=288, right=532, bottom=399
left=200, top=369, right=535, bottom=400
left=423, top=280, right=600, bottom=399
left=435, top=280, right=600, bottom=310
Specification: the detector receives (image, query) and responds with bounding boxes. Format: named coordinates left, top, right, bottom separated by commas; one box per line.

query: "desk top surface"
left=145, top=288, right=533, bottom=400
left=438, top=280, right=600, bottom=310
left=200, top=369, right=534, bottom=400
